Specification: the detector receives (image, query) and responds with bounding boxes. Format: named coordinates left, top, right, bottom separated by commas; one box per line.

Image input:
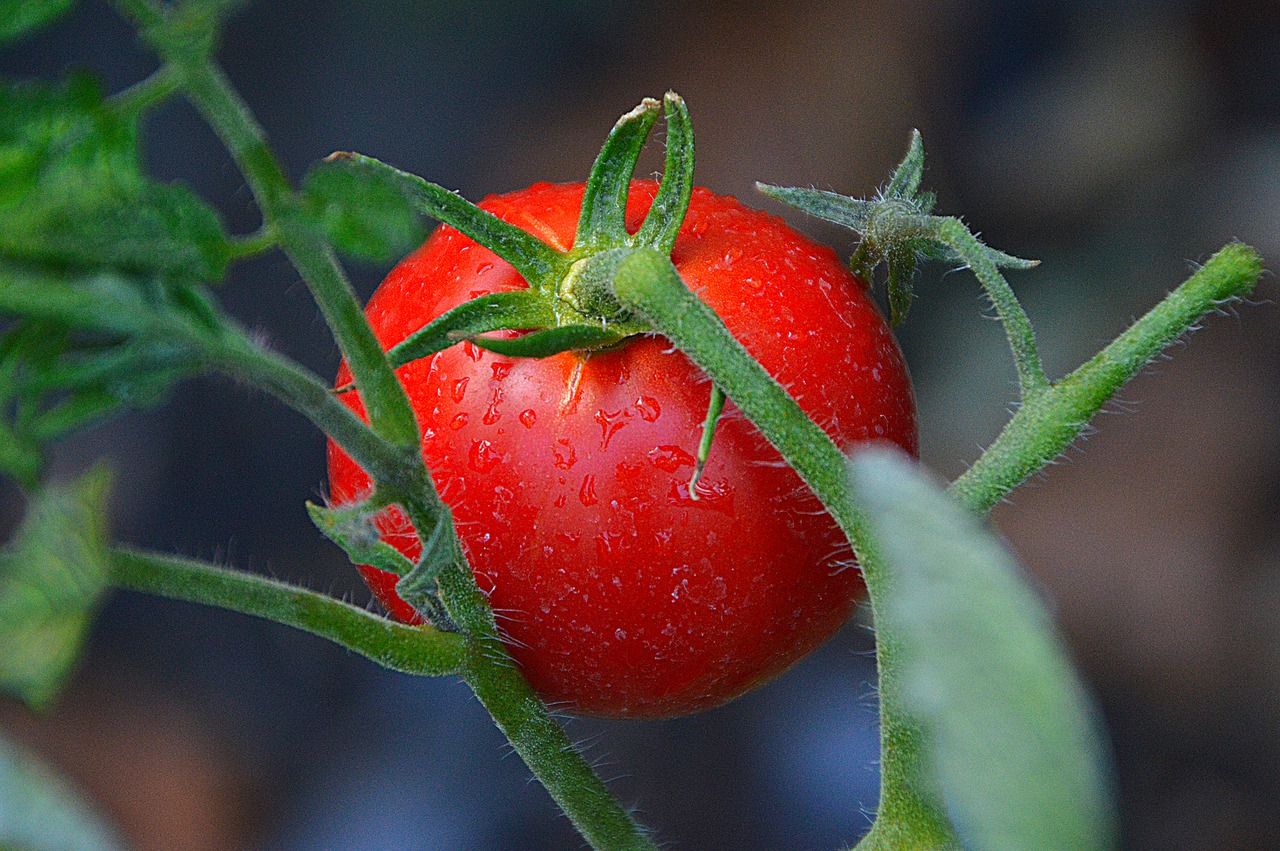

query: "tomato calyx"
left=326, top=93, right=694, bottom=380
left=758, top=131, right=1039, bottom=326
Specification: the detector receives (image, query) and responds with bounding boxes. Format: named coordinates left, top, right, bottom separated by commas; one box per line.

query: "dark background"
left=3, top=0, right=1280, bottom=848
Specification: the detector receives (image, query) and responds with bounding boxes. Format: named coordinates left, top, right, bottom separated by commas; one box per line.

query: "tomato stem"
left=576, top=99, right=662, bottom=253
left=950, top=241, right=1263, bottom=514
left=610, top=248, right=958, bottom=846
left=110, top=547, right=467, bottom=677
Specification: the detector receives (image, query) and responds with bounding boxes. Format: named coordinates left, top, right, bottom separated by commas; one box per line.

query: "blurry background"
left=2, top=0, right=1279, bottom=848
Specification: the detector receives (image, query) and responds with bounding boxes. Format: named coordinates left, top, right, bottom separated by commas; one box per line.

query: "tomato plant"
left=328, top=179, right=917, bottom=717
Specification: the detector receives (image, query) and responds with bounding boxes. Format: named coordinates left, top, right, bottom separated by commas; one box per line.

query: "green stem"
left=195, top=325, right=416, bottom=488
left=111, top=64, right=181, bottom=118
left=950, top=242, right=1262, bottom=514
left=932, top=217, right=1048, bottom=398
left=611, top=248, right=956, bottom=846
left=395, top=495, right=657, bottom=851
left=110, top=547, right=465, bottom=676
left=113, top=0, right=417, bottom=449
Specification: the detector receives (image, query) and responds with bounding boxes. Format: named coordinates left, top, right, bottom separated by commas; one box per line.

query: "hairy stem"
left=950, top=242, right=1263, bottom=514
left=113, top=0, right=417, bottom=448
left=933, top=217, right=1048, bottom=398
left=110, top=547, right=465, bottom=676
left=611, top=248, right=957, bottom=846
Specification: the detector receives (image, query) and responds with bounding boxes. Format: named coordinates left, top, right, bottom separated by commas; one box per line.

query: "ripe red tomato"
left=328, top=180, right=916, bottom=718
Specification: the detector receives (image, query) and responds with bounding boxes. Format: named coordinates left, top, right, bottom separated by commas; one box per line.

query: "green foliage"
left=0, top=0, right=77, bottom=44
left=0, top=732, right=127, bottom=851
left=0, top=73, right=232, bottom=281
left=848, top=448, right=1118, bottom=851
left=0, top=468, right=113, bottom=711
left=302, top=159, right=426, bottom=263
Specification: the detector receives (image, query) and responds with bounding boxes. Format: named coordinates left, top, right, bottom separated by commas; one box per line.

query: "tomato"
left=328, top=180, right=916, bottom=718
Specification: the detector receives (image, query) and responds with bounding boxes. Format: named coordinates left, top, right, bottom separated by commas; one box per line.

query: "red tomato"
left=328, top=181, right=916, bottom=718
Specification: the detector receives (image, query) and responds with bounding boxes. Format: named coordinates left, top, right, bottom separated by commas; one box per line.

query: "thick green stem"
left=611, top=248, right=956, bottom=846
left=950, top=242, right=1262, bottom=514
left=110, top=547, right=465, bottom=676
left=395, top=494, right=656, bottom=851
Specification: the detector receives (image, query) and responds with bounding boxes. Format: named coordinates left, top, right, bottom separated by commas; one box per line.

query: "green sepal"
left=306, top=500, right=415, bottom=577
left=757, top=132, right=1036, bottom=326
left=575, top=98, right=661, bottom=253
left=461, top=324, right=628, bottom=359
left=634, top=92, right=695, bottom=254
left=0, top=467, right=114, bottom=711
left=385, top=289, right=558, bottom=371
left=308, top=499, right=456, bottom=632
left=322, top=152, right=564, bottom=287
left=0, top=0, right=77, bottom=44
left=848, top=448, right=1118, bottom=851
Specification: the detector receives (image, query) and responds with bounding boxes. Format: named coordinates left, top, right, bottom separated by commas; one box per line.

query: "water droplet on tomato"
left=553, top=438, right=577, bottom=470
left=468, top=439, right=503, bottom=472
left=450, top=412, right=469, bottom=430
left=667, top=478, right=735, bottom=515
left=633, top=396, right=661, bottom=422
left=451, top=377, right=469, bottom=402
left=579, top=474, right=598, bottom=506
left=491, top=362, right=513, bottom=381
left=463, top=340, right=484, bottom=361
left=519, top=409, right=538, bottom=428
left=614, top=628, right=627, bottom=641
left=555, top=530, right=580, bottom=547
left=554, top=494, right=567, bottom=508
left=482, top=389, right=503, bottom=424
left=476, top=262, right=494, bottom=275
left=595, top=408, right=631, bottom=449
left=648, top=445, right=695, bottom=472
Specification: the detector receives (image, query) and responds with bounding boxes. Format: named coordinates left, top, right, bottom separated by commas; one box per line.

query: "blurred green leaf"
left=847, top=447, right=1117, bottom=851
left=0, top=732, right=127, bottom=851
left=0, top=467, right=113, bottom=710
left=302, top=158, right=426, bottom=262
left=0, top=74, right=232, bottom=281
left=0, top=0, right=77, bottom=44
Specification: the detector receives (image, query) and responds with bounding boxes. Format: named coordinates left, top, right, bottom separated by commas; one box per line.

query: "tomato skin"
left=328, top=181, right=916, bottom=718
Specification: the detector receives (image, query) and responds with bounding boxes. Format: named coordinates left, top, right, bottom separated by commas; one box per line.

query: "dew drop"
left=595, top=408, right=631, bottom=449
left=451, top=377, right=469, bottom=402
left=491, top=362, right=513, bottom=381
left=450, top=412, right=469, bottom=430
left=553, top=438, right=578, bottom=470
left=633, top=396, right=661, bottom=422
left=519, top=409, right=538, bottom=428
left=579, top=474, right=598, bottom=506
left=476, top=262, right=494, bottom=275
left=468, top=439, right=503, bottom=472
left=648, top=445, right=696, bottom=472
left=463, top=340, right=484, bottom=361
left=614, top=628, right=628, bottom=641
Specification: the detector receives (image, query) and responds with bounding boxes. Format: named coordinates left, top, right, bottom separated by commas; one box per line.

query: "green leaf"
left=0, top=74, right=232, bottom=281
left=0, top=732, right=128, bottom=851
left=0, top=467, right=114, bottom=710
left=0, top=0, right=76, bottom=44
left=847, top=447, right=1118, bottom=851
left=301, top=158, right=426, bottom=262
